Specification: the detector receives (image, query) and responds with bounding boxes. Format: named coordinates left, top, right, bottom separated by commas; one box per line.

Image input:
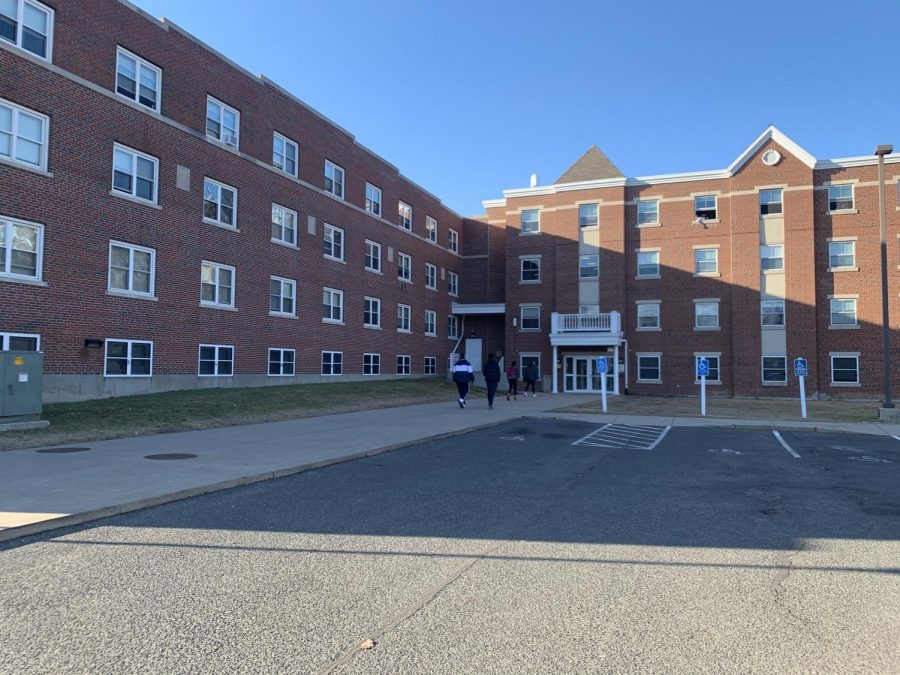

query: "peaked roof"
left=727, top=125, right=817, bottom=172
left=555, top=145, right=624, bottom=184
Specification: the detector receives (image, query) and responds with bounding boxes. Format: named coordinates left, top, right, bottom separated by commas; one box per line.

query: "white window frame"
left=693, top=354, right=721, bottom=385
left=200, top=260, right=235, bottom=309
left=761, top=299, right=785, bottom=327
left=322, top=287, right=344, bottom=324
left=321, top=351, right=343, bottom=376
left=397, top=303, right=411, bottom=333
left=828, top=240, right=856, bottom=271
left=104, top=338, right=153, bottom=378
left=363, top=353, right=380, bottom=375
left=268, top=348, right=295, bottom=377
left=520, top=256, right=541, bottom=283
left=636, top=353, right=662, bottom=384
left=694, top=248, right=718, bottom=275
left=115, top=46, right=161, bottom=113
left=828, top=184, right=854, bottom=212
left=397, top=252, right=412, bottom=282
left=694, top=300, right=720, bottom=330
left=0, top=0, right=54, bottom=61
left=829, top=297, right=858, bottom=328
left=636, top=301, right=660, bottom=331
left=520, top=306, right=541, bottom=331
left=636, top=250, right=660, bottom=278
left=694, top=195, right=717, bottom=220
left=398, top=200, right=413, bottom=230
left=578, top=203, right=599, bottom=229
left=112, top=143, right=158, bottom=205
left=760, top=244, right=784, bottom=271
left=203, top=177, right=238, bottom=229
left=272, top=131, right=298, bottom=177
left=830, top=353, right=860, bottom=386
left=447, top=315, right=459, bottom=339
left=425, top=216, right=438, bottom=242
left=198, top=344, right=234, bottom=377
left=425, top=309, right=437, bottom=336
left=108, top=240, right=155, bottom=298
left=363, top=296, right=381, bottom=328
left=396, top=354, right=411, bottom=375
left=424, top=356, right=437, bottom=375
left=269, top=275, right=296, bottom=317
left=364, top=239, right=381, bottom=273
left=0, top=331, right=40, bottom=351
left=0, top=98, right=49, bottom=172
left=323, top=223, right=344, bottom=262
left=425, top=262, right=437, bottom=290
left=448, top=228, right=458, bottom=253
left=205, top=95, right=239, bottom=147
left=365, top=182, right=382, bottom=216
left=448, top=270, right=459, bottom=297
left=271, top=203, right=297, bottom=247
left=0, top=214, right=43, bottom=281
left=324, top=160, right=345, bottom=199
left=637, top=199, right=659, bottom=226
left=520, top=209, right=540, bottom=234
left=760, top=188, right=783, bottom=215
left=762, top=356, right=787, bottom=384
left=579, top=254, right=599, bottom=279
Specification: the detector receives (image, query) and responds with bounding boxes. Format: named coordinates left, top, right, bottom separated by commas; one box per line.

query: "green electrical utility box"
left=0, top=351, right=43, bottom=420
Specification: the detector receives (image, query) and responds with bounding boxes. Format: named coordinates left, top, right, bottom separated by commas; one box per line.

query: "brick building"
left=1, top=0, right=898, bottom=402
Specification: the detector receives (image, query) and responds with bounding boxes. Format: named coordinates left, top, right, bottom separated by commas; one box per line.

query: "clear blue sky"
left=132, top=0, right=900, bottom=215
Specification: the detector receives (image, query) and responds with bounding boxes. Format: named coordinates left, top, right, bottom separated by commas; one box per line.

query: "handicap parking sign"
left=596, top=358, right=608, bottom=374
left=794, top=358, right=808, bottom=377
left=696, top=358, right=710, bottom=378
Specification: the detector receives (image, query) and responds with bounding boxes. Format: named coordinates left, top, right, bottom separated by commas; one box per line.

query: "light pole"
left=876, top=144, right=894, bottom=409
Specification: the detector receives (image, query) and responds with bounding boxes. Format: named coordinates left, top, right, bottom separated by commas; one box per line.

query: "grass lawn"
left=1, top=379, right=469, bottom=452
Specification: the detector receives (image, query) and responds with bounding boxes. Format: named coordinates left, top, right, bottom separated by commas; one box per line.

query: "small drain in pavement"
left=36, top=447, right=91, bottom=454
left=144, top=453, right=198, bottom=461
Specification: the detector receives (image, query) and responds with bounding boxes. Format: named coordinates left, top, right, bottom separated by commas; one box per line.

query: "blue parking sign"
left=697, top=358, right=710, bottom=378
left=596, top=358, right=608, bottom=374
left=794, top=358, right=808, bottom=377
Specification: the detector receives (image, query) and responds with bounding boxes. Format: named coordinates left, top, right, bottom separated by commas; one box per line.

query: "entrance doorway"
left=563, top=355, right=615, bottom=393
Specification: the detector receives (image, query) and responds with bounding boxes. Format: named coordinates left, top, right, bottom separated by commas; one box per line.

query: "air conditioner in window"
left=223, top=132, right=238, bottom=147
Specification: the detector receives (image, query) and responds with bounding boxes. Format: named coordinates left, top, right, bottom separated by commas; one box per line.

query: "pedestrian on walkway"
left=523, top=362, right=538, bottom=397
left=483, top=353, right=501, bottom=409
left=506, top=360, right=518, bottom=400
left=452, top=353, right=475, bottom=408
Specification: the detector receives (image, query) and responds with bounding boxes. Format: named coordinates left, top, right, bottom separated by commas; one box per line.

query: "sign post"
left=794, top=358, right=808, bottom=419
left=597, top=357, right=608, bottom=413
left=697, top=358, right=710, bottom=417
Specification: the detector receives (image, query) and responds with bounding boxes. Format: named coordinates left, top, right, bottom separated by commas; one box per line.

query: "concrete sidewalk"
left=3, top=393, right=898, bottom=542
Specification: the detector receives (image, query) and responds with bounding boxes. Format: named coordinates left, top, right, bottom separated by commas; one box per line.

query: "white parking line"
left=892, top=435, right=900, bottom=442
left=572, top=424, right=611, bottom=447
left=647, top=426, right=672, bottom=450
left=772, top=430, right=801, bottom=458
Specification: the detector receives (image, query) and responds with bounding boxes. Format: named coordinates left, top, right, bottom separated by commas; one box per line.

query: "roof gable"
left=555, top=145, right=624, bottom=184
left=727, top=125, right=817, bottom=172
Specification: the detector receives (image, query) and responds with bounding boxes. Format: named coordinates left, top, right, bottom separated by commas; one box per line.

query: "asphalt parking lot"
left=1, top=419, right=898, bottom=674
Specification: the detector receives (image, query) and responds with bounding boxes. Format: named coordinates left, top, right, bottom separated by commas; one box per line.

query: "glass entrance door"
left=565, top=356, right=615, bottom=393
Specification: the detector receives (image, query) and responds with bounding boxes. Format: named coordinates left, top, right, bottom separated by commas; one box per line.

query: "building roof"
left=555, top=145, right=624, bottom=184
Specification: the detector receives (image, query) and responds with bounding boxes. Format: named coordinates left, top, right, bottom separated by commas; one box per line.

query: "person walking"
left=483, top=352, right=501, bottom=410
left=523, top=362, right=538, bottom=397
left=452, top=353, right=475, bottom=408
left=506, top=360, right=518, bottom=400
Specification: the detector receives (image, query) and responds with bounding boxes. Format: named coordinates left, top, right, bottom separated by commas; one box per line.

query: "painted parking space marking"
left=772, top=430, right=801, bottom=458
left=573, top=424, right=670, bottom=450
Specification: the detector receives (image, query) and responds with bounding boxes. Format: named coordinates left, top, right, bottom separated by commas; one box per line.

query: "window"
left=0, top=99, right=48, bottom=171
left=760, top=244, right=784, bottom=271
left=397, top=304, right=411, bottom=332
left=105, top=339, right=152, bottom=377
left=271, top=204, right=297, bottom=246
left=0, top=0, right=53, bottom=60
left=762, top=356, right=787, bottom=383
left=637, top=354, right=661, bottom=383
left=363, top=353, right=380, bottom=375
left=521, top=257, right=541, bottom=282
left=831, top=354, right=859, bottom=385
left=363, top=182, right=382, bottom=215
left=695, top=301, right=719, bottom=329
left=637, top=199, right=659, bottom=226
left=520, top=306, right=540, bottom=331
left=397, top=252, right=411, bottom=282
left=579, top=254, right=599, bottom=279
left=829, top=240, right=855, bottom=269
left=694, top=248, right=718, bottom=274
left=448, top=271, right=459, bottom=296
left=637, top=250, right=659, bottom=278
left=200, top=261, right=234, bottom=308
left=425, top=262, right=437, bottom=289
left=269, top=276, right=296, bottom=317
left=760, top=189, right=783, bottom=215
left=198, top=344, right=233, bottom=376
left=322, top=287, right=343, bottom=323
left=760, top=300, right=785, bottom=326
left=322, top=351, right=343, bottom=376
left=115, top=47, right=161, bottom=112
left=113, top=144, right=158, bottom=204
left=268, top=348, right=295, bottom=376
left=108, top=241, right=155, bottom=297
left=579, top=203, right=598, bottom=228
left=447, top=315, right=458, bottom=339
left=693, top=195, right=717, bottom=220
left=580, top=304, right=599, bottom=315
left=448, top=228, right=458, bottom=253
left=205, top=96, right=239, bottom=147
left=425, top=216, right=437, bottom=242
left=203, top=178, right=237, bottom=227
left=424, top=356, right=437, bottom=375
left=323, top=224, right=344, bottom=261
left=364, top=240, right=381, bottom=272
left=0, top=332, right=39, bottom=350
left=830, top=298, right=857, bottom=327
left=396, top=355, right=411, bottom=375
left=323, top=160, right=344, bottom=198
left=425, top=309, right=436, bottom=336
left=0, top=215, right=42, bottom=280
left=520, top=209, right=540, bottom=234
left=398, top=201, right=412, bottom=230
left=363, top=296, right=381, bottom=328
left=828, top=184, right=853, bottom=211
left=694, top=355, right=720, bottom=383
left=273, top=132, right=298, bottom=176
left=636, top=302, right=660, bottom=330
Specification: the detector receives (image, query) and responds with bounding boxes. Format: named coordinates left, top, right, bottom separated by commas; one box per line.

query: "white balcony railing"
left=551, top=311, right=621, bottom=334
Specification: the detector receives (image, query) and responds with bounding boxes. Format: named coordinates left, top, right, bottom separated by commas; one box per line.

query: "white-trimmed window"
left=108, top=241, right=155, bottom=297
left=761, top=299, right=785, bottom=326
left=425, top=262, right=437, bottom=289
left=115, top=47, right=161, bottom=112
left=579, top=254, right=599, bottom=279
left=200, top=261, right=235, bottom=308
left=579, top=203, right=598, bottom=228
left=0, top=332, right=40, bottom=350
left=322, top=351, right=343, bottom=376
left=637, top=250, right=659, bottom=278
left=364, top=240, right=381, bottom=272
left=113, top=144, right=158, bottom=204
left=831, top=354, right=859, bottom=385
left=694, top=195, right=717, bottom=220
left=105, top=339, right=152, bottom=377
left=520, top=306, right=540, bottom=331
left=521, top=257, right=541, bottom=283
left=828, top=184, right=853, bottom=212
left=324, top=160, right=344, bottom=198
left=268, top=348, right=295, bottom=376
left=447, top=315, right=458, bottom=339
left=269, top=276, right=296, bottom=317
left=198, top=344, right=233, bottom=376
left=397, top=303, right=411, bottom=332
left=694, top=355, right=721, bottom=384
left=363, top=353, right=380, bottom=375
left=399, top=201, right=412, bottom=230
left=322, top=287, right=344, bottom=323
left=695, top=300, right=719, bottom=329
left=397, top=252, right=412, bottom=282
left=203, top=178, right=237, bottom=228
left=396, top=355, right=411, bottom=375
left=520, top=209, right=540, bottom=234
left=636, top=302, right=660, bottom=330
left=760, top=188, right=783, bottom=215
left=0, top=0, right=53, bottom=60
left=448, top=228, right=458, bottom=253
left=448, top=271, right=459, bottom=296
left=205, top=96, right=239, bottom=147
left=636, top=354, right=661, bottom=383
left=365, top=182, right=382, bottom=215
left=637, top=199, right=659, bottom=226
left=0, top=215, right=42, bottom=281
left=0, top=98, right=48, bottom=171
left=580, top=304, right=599, bottom=315
left=829, top=298, right=857, bottom=327
left=424, top=356, right=437, bottom=375
left=363, top=296, right=381, bottom=328
left=323, top=224, right=344, bottom=261
left=425, top=309, right=436, bottom=336
left=273, top=132, right=298, bottom=176
left=829, top=240, right=855, bottom=270
left=762, top=356, right=787, bottom=383
left=760, top=244, right=784, bottom=271
left=425, top=216, right=437, bottom=242
left=271, top=204, right=297, bottom=246
left=694, top=248, right=718, bottom=274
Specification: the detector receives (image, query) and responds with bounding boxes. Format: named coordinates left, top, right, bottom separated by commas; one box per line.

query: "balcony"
left=550, top=311, right=622, bottom=346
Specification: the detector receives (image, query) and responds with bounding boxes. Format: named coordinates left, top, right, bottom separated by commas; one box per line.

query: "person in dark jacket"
left=506, top=360, right=518, bottom=401
left=523, top=363, right=538, bottom=397
left=451, top=354, right=475, bottom=408
left=483, top=353, right=501, bottom=410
